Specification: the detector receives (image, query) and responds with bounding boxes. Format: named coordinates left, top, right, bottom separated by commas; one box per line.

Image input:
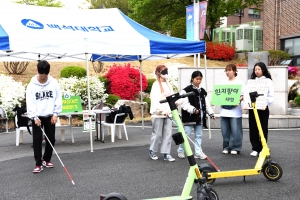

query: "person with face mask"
left=148, top=65, right=175, bottom=162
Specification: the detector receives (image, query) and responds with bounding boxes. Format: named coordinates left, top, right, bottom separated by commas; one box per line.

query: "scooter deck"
left=144, top=196, right=192, bottom=200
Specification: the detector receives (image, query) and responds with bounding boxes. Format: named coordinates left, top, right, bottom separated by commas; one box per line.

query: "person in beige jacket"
left=148, top=65, right=175, bottom=162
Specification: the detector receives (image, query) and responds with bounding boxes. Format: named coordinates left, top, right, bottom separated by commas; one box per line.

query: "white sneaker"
left=149, top=150, right=158, bottom=160
left=194, top=152, right=207, bottom=159
left=164, top=154, right=175, bottom=162
left=178, top=152, right=185, bottom=159
left=250, top=151, right=259, bottom=157
left=231, top=150, right=238, bottom=155
left=222, top=149, right=229, bottom=154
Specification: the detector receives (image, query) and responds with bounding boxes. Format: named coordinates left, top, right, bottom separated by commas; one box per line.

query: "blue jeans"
left=220, top=117, right=243, bottom=152
left=177, top=125, right=203, bottom=156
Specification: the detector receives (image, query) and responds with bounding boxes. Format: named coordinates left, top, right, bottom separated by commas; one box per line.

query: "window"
left=283, top=37, right=300, bottom=57
left=248, top=8, right=260, bottom=18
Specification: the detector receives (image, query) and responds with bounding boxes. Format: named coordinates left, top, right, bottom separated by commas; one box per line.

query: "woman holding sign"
left=220, top=64, right=244, bottom=155
left=248, top=62, right=274, bottom=157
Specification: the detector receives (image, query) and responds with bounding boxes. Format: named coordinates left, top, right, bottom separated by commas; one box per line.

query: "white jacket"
left=149, top=80, right=174, bottom=118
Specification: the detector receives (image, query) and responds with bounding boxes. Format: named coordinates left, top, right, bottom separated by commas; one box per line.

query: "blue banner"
left=186, top=5, right=194, bottom=40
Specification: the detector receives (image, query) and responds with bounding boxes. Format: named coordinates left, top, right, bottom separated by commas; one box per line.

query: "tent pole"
left=86, top=53, right=93, bottom=152
left=204, top=53, right=211, bottom=139
left=139, top=58, right=144, bottom=129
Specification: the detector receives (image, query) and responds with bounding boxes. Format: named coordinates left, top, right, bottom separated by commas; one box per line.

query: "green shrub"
left=294, top=95, right=300, bottom=107
left=171, top=17, right=186, bottom=39
left=267, top=50, right=290, bottom=66
left=143, top=97, right=151, bottom=113
left=145, top=78, right=156, bottom=93
left=60, top=66, right=87, bottom=78
left=105, top=94, right=121, bottom=106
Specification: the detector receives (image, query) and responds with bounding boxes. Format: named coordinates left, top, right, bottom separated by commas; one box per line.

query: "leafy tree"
left=16, top=0, right=63, bottom=7
left=171, top=17, right=186, bottom=39
left=87, top=0, right=129, bottom=15
left=206, top=0, right=264, bottom=40
left=128, top=0, right=192, bottom=33
left=128, top=0, right=263, bottom=38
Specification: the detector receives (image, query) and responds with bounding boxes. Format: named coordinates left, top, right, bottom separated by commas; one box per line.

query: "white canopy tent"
left=0, top=2, right=206, bottom=152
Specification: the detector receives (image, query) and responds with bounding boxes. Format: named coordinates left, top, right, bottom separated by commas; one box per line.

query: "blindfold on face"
left=160, top=69, right=168, bottom=75
left=38, top=68, right=49, bottom=75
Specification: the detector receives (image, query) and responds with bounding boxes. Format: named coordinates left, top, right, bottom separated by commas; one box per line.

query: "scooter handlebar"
left=159, top=91, right=195, bottom=103
left=159, top=99, right=168, bottom=103
left=180, top=91, right=195, bottom=98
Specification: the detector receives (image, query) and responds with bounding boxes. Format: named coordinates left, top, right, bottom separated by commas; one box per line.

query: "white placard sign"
left=243, top=79, right=268, bottom=110
left=82, top=110, right=96, bottom=132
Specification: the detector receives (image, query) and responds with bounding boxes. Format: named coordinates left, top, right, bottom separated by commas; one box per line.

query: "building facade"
left=263, top=0, right=300, bottom=66
left=225, top=6, right=263, bottom=26
left=219, top=0, right=300, bottom=65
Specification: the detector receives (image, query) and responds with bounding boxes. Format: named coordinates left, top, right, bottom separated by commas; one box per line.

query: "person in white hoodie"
left=148, top=65, right=175, bottom=162
left=248, top=62, right=274, bottom=157
left=26, top=60, right=62, bottom=173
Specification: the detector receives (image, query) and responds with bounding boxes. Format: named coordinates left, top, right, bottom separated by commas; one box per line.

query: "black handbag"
left=221, top=105, right=235, bottom=110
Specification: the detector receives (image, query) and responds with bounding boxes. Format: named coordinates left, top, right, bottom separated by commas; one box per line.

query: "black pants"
left=32, top=116, right=56, bottom=166
left=248, top=107, right=269, bottom=152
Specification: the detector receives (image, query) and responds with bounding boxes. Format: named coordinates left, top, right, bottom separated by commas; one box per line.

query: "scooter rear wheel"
left=262, top=162, right=283, bottom=181
left=198, top=163, right=217, bottom=185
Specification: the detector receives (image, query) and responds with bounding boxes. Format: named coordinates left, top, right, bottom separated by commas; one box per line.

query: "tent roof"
left=0, top=2, right=205, bottom=62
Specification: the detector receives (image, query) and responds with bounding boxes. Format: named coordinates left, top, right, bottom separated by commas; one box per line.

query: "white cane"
left=40, top=126, right=75, bottom=185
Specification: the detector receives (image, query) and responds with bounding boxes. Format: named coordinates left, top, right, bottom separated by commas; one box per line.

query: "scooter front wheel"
left=197, top=188, right=219, bottom=200
left=262, top=162, right=283, bottom=181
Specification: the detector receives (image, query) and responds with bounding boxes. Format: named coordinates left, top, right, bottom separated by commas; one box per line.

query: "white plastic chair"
left=15, top=115, right=73, bottom=146
left=92, top=103, right=113, bottom=140
left=15, top=115, right=32, bottom=146
left=0, top=106, right=8, bottom=133
left=103, top=113, right=128, bottom=143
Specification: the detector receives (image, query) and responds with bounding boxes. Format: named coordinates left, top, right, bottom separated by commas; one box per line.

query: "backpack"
left=13, top=105, right=32, bottom=135
left=105, top=105, right=134, bottom=124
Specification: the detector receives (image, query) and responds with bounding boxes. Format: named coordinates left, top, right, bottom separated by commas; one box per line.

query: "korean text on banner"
left=61, top=95, right=82, bottom=113
left=211, top=85, right=242, bottom=105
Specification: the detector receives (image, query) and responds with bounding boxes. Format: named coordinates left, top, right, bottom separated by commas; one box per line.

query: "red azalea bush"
left=236, top=63, right=248, bottom=67
left=288, top=66, right=300, bottom=79
left=104, top=63, right=148, bottom=100
left=206, top=42, right=235, bottom=61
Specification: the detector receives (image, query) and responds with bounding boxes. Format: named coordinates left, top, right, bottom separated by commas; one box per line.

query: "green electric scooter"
left=100, top=91, right=219, bottom=200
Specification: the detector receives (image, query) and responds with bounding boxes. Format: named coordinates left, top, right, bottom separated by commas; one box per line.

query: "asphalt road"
left=0, top=123, right=299, bottom=200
